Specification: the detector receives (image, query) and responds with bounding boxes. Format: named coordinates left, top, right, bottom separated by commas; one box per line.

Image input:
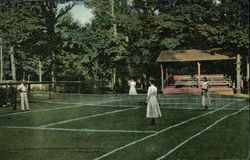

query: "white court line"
left=38, top=107, right=139, bottom=128
left=0, top=126, right=156, bottom=134
left=87, top=103, right=198, bottom=108
left=123, top=97, right=243, bottom=101
left=30, top=97, right=127, bottom=107
left=160, top=106, right=249, bottom=111
left=155, top=105, right=249, bottom=160
left=29, top=100, right=79, bottom=105
left=120, top=94, right=243, bottom=100
left=93, top=101, right=238, bottom=160
left=28, top=102, right=137, bottom=108
left=158, top=97, right=243, bottom=101
left=85, top=104, right=137, bottom=108
left=29, top=102, right=199, bottom=106
left=0, top=104, right=82, bottom=118
left=0, top=97, right=126, bottom=118
left=160, top=103, right=199, bottom=105
left=30, top=97, right=125, bottom=105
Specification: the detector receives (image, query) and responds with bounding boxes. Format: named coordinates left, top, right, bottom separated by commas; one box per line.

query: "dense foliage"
left=0, top=0, right=248, bottom=90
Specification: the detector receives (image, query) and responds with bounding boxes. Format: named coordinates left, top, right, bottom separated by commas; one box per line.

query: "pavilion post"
left=165, top=67, right=168, bottom=86
left=161, top=64, right=164, bottom=91
left=197, top=62, right=201, bottom=89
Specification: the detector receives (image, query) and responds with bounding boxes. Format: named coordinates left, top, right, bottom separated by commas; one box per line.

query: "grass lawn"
left=0, top=93, right=248, bottom=160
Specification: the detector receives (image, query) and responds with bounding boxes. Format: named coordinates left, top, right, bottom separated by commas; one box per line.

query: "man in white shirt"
left=17, top=79, right=30, bottom=111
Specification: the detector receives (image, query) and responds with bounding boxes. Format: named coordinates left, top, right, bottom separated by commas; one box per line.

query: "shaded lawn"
left=0, top=129, right=149, bottom=160
left=0, top=93, right=248, bottom=160
left=100, top=110, right=247, bottom=160
left=0, top=105, right=122, bottom=127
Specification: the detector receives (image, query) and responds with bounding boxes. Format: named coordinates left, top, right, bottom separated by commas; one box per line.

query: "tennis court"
left=0, top=92, right=248, bottom=160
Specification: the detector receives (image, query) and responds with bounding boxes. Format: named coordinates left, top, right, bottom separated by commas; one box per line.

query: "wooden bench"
left=172, top=74, right=232, bottom=88
left=175, top=79, right=198, bottom=86
left=208, top=81, right=232, bottom=86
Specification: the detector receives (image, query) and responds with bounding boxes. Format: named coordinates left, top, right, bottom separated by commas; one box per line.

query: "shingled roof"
left=156, top=49, right=236, bottom=62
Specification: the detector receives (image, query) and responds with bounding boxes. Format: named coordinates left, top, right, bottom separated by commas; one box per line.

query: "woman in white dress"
left=129, top=79, right=137, bottom=95
left=146, top=80, right=162, bottom=125
left=201, top=77, right=211, bottom=109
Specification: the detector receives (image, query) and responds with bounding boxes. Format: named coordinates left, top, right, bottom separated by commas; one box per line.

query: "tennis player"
left=201, top=77, right=211, bottom=109
left=17, top=79, right=30, bottom=111
left=146, top=79, right=161, bottom=125
left=128, top=79, right=137, bottom=95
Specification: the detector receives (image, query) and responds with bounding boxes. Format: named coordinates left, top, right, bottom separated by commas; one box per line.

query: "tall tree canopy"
left=0, top=0, right=248, bottom=91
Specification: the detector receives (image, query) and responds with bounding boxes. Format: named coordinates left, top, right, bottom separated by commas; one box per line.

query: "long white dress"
left=201, top=81, right=211, bottom=107
left=146, top=84, right=162, bottom=118
left=129, top=81, right=137, bottom=95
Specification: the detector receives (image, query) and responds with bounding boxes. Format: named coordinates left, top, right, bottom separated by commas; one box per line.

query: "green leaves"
left=0, top=0, right=248, bottom=82
left=161, top=38, right=180, bottom=49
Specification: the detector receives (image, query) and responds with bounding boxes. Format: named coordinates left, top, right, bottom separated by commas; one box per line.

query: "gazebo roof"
left=156, top=49, right=236, bottom=62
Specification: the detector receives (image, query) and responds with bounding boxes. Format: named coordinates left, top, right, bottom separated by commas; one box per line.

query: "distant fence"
left=0, top=80, right=149, bottom=108
left=0, top=81, right=111, bottom=107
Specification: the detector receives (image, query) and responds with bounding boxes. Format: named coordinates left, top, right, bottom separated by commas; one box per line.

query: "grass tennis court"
left=0, top=93, right=249, bottom=160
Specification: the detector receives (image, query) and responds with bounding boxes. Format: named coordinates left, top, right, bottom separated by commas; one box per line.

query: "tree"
left=0, top=2, right=44, bottom=81
left=0, top=1, right=75, bottom=81
left=199, top=0, right=249, bottom=93
left=1, top=0, right=248, bottom=94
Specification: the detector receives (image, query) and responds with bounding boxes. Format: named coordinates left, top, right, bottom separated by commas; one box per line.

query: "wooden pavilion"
left=156, top=49, right=236, bottom=94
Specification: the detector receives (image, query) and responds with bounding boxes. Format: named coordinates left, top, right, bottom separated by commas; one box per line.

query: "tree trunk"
left=38, top=60, right=42, bottom=90
left=113, top=68, right=116, bottom=89
left=236, top=53, right=241, bottom=94
left=110, top=0, right=117, bottom=38
left=247, top=57, right=249, bottom=95
left=0, top=38, right=3, bottom=82
left=110, top=0, right=118, bottom=89
left=51, top=71, right=55, bottom=82
left=247, top=56, right=249, bottom=82
left=127, top=59, right=132, bottom=76
left=22, top=71, right=25, bottom=79
left=27, top=74, right=30, bottom=81
left=10, top=46, right=16, bottom=81
left=51, top=52, right=55, bottom=82
left=38, top=60, right=42, bottom=82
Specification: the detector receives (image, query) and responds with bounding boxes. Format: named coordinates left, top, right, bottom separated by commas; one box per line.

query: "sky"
left=57, top=2, right=94, bottom=26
